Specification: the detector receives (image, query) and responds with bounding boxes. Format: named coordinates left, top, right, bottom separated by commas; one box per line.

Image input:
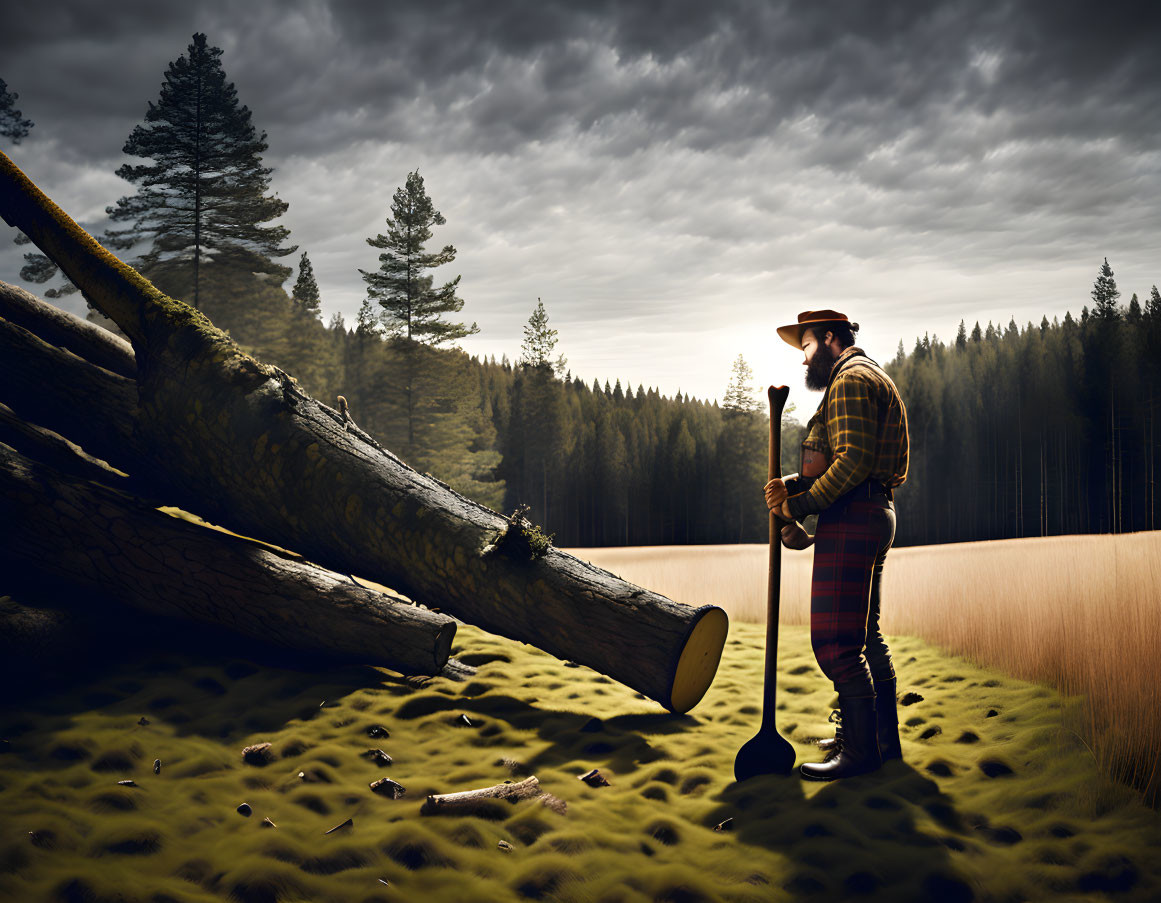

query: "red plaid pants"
left=810, top=492, right=896, bottom=697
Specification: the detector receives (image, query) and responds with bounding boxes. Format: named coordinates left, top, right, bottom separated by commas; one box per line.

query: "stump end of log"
left=667, top=605, right=729, bottom=714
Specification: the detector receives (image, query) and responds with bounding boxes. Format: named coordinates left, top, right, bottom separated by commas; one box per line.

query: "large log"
left=0, top=280, right=135, bottom=378
left=0, top=400, right=132, bottom=491
left=0, top=313, right=142, bottom=474
left=0, top=439, right=456, bottom=675
left=0, top=151, right=728, bottom=713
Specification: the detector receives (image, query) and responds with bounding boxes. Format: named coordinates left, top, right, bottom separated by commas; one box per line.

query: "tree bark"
left=0, top=400, right=131, bottom=491
left=0, top=280, right=135, bottom=378
left=0, top=440, right=456, bottom=675
left=0, top=313, right=142, bottom=475
left=0, top=153, right=728, bottom=713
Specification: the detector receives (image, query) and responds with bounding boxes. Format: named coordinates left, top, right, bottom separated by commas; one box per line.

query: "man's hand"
left=764, top=478, right=788, bottom=510
left=780, top=521, right=814, bottom=550
left=765, top=478, right=794, bottom=521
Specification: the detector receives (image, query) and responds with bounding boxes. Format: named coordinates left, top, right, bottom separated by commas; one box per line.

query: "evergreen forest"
left=5, top=37, right=1160, bottom=549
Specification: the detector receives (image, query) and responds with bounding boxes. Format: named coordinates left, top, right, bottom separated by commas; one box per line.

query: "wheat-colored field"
left=568, top=532, right=1161, bottom=805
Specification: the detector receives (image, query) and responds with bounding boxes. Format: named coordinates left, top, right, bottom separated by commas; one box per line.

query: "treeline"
left=8, top=41, right=1159, bottom=548
left=890, top=265, right=1161, bottom=546
left=229, top=262, right=1161, bottom=549
left=193, top=301, right=805, bottom=546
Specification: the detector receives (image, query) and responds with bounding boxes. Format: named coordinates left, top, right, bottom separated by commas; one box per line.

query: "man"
left=764, top=309, right=909, bottom=781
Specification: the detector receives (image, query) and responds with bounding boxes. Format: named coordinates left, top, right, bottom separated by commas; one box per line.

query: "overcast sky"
left=2, top=0, right=1159, bottom=406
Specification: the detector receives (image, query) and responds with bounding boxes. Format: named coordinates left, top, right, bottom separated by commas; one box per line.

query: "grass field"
left=572, top=532, right=1161, bottom=807
left=3, top=619, right=1161, bottom=902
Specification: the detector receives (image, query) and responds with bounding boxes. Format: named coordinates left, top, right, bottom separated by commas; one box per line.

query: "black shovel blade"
left=734, top=727, right=796, bottom=781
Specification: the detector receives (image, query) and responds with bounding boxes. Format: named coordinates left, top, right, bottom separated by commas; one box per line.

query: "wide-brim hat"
left=776, top=309, right=853, bottom=349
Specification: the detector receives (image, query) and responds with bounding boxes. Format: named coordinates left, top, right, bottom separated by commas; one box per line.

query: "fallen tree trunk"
left=0, top=440, right=456, bottom=675
left=0, top=151, right=728, bottom=713
left=0, top=313, right=142, bottom=474
left=0, top=400, right=133, bottom=491
left=0, top=280, right=135, bottom=378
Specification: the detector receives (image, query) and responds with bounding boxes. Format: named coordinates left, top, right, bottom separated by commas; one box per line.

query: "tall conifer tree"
left=292, top=251, right=322, bottom=318
left=719, top=354, right=765, bottom=541
left=359, top=170, right=478, bottom=457
left=722, top=354, right=759, bottom=415
left=359, top=170, right=477, bottom=345
left=104, top=33, right=295, bottom=309
left=1091, top=257, right=1121, bottom=320
left=508, top=298, right=569, bottom=522
left=519, top=297, right=566, bottom=375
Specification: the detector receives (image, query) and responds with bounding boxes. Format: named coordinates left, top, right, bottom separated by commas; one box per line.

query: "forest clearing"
left=4, top=16, right=1161, bottom=896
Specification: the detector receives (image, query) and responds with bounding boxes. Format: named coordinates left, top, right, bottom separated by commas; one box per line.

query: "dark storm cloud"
left=1, top=0, right=1159, bottom=399
left=4, top=0, right=1159, bottom=159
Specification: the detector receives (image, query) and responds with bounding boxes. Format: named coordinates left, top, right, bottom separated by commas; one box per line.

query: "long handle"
left=762, top=385, right=790, bottom=723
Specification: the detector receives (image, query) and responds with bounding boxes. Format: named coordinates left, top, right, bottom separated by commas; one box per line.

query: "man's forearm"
left=788, top=447, right=873, bottom=518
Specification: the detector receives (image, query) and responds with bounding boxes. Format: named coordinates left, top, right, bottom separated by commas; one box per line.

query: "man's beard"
left=805, top=342, right=838, bottom=390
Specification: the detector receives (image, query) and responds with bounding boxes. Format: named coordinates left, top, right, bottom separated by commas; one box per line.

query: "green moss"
left=1, top=622, right=1161, bottom=903
left=483, top=516, right=555, bottom=562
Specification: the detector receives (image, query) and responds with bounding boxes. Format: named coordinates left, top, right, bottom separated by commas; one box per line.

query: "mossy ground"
left=2, top=623, right=1160, bottom=902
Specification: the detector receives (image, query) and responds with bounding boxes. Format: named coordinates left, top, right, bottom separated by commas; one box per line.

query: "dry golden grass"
left=568, top=532, right=1161, bottom=805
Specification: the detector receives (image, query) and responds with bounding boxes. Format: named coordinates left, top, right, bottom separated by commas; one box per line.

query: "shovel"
left=733, top=384, right=797, bottom=781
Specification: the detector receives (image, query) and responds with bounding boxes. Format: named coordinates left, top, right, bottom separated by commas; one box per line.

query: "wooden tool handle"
left=763, top=385, right=790, bottom=719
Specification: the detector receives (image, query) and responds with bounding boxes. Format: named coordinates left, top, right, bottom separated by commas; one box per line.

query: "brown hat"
left=776, top=309, right=856, bottom=349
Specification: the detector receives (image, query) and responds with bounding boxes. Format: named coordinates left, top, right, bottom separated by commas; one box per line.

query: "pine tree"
left=292, top=251, right=322, bottom=318
left=722, top=354, right=759, bottom=415
left=0, top=77, right=32, bottom=143
left=104, top=33, right=295, bottom=309
left=356, top=297, right=381, bottom=338
left=1149, top=286, right=1161, bottom=318
left=971, top=321, right=982, bottom=343
left=519, top=298, right=566, bottom=375
left=505, top=297, right=570, bottom=522
left=359, top=170, right=477, bottom=345
left=1091, top=257, right=1120, bottom=320
left=1127, top=293, right=1142, bottom=324
left=357, top=171, right=480, bottom=459
left=956, top=320, right=967, bottom=350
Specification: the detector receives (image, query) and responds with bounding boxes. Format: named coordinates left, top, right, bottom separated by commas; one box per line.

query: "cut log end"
left=668, top=605, right=729, bottom=714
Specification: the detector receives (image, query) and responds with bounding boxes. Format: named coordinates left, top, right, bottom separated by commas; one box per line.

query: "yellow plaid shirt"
left=786, top=346, right=909, bottom=518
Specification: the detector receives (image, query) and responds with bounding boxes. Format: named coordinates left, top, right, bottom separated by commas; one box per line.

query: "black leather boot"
left=800, top=694, right=882, bottom=781
left=819, top=678, right=901, bottom=762
left=874, top=677, right=902, bottom=762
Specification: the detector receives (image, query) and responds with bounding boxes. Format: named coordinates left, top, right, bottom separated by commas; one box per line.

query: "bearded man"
left=764, top=310, right=909, bottom=781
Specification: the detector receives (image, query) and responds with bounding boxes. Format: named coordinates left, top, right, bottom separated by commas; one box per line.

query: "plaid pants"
left=810, top=491, right=897, bottom=697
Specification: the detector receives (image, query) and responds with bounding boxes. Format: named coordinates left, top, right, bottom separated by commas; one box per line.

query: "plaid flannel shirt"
left=786, top=346, right=909, bottom=519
